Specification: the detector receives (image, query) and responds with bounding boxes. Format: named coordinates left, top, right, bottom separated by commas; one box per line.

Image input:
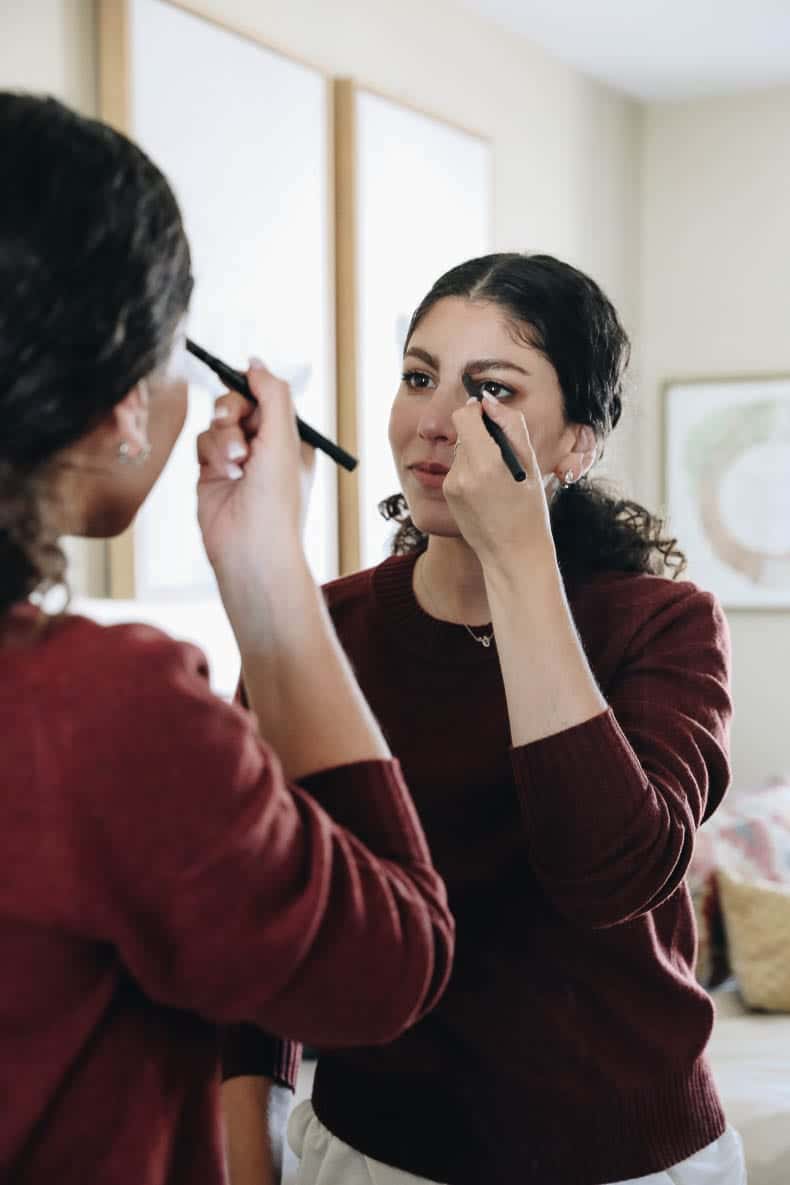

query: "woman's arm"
left=483, top=557, right=607, bottom=747
left=62, top=624, right=454, bottom=1047
left=222, top=1077, right=286, bottom=1185
left=222, top=1077, right=277, bottom=1185
left=197, top=365, right=391, bottom=781
left=443, top=396, right=731, bottom=928
left=508, top=586, right=731, bottom=927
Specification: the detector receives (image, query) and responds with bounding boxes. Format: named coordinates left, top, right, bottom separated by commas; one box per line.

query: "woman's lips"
left=410, top=462, right=449, bottom=490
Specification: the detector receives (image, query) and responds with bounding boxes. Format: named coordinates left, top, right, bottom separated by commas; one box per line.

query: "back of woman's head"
left=384, top=252, right=685, bottom=580
left=0, top=93, right=192, bottom=613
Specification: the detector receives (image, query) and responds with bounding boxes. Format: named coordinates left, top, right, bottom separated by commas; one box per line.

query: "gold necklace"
left=417, top=556, right=494, bottom=649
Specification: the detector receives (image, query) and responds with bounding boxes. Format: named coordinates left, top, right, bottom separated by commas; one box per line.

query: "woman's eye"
left=402, top=370, right=435, bottom=391
left=480, top=380, right=515, bottom=400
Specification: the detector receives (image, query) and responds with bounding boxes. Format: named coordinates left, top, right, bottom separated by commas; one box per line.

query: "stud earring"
left=563, top=469, right=575, bottom=487
left=118, top=440, right=152, bottom=465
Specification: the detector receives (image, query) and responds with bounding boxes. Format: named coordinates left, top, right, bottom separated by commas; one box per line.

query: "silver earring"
left=118, top=440, right=151, bottom=466
left=563, top=469, right=574, bottom=487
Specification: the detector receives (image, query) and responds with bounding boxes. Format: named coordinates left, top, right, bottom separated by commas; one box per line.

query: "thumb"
left=480, top=394, right=540, bottom=480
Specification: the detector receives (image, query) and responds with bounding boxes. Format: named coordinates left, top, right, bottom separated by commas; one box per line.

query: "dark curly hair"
left=380, top=253, right=685, bottom=581
left=0, top=93, right=193, bottom=616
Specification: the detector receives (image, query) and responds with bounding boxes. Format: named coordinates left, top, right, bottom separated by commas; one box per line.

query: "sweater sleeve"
left=510, top=587, right=731, bottom=929
left=221, top=1024, right=301, bottom=1089
left=60, top=623, right=454, bottom=1048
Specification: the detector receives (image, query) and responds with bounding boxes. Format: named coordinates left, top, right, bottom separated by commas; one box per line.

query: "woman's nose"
left=417, top=385, right=462, bottom=444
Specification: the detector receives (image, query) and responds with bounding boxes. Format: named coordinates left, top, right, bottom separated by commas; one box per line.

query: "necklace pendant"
left=480, top=635, right=492, bottom=648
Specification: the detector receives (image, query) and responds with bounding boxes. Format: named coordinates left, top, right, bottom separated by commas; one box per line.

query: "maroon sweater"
left=0, top=605, right=453, bottom=1185
left=300, top=555, right=731, bottom=1185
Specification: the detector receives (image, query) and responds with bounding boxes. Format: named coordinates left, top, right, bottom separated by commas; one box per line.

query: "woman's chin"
left=410, top=504, right=462, bottom=540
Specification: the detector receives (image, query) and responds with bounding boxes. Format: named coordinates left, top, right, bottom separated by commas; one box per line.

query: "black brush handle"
left=186, top=339, right=357, bottom=472
left=461, top=375, right=526, bottom=482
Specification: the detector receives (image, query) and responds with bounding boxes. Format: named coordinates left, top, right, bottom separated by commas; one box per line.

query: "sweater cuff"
left=510, top=708, right=647, bottom=826
left=297, top=759, right=431, bottom=864
left=221, top=1025, right=301, bottom=1089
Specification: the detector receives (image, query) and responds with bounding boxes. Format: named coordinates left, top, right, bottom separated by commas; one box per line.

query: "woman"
left=225, top=254, right=745, bottom=1184
left=0, top=93, right=454, bottom=1185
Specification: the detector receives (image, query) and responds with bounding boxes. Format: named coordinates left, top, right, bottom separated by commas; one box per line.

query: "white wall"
left=0, top=0, right=96, bottom=113
left=639, top=87, right=790, bottom=791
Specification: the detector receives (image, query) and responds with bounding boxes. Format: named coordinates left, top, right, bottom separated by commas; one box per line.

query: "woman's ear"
left=111, top=379, right=151, bottom=461
left=555, top=424, right=598, bottom=485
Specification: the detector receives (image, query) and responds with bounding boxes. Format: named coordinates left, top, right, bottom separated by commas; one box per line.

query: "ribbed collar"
left=371, top=552, right=502, bottom=668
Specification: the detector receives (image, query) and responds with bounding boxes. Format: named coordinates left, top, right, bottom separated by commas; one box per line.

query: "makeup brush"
left=461, top=374, right=526, bottom=482
left=186, top=339, right=357, bottom=472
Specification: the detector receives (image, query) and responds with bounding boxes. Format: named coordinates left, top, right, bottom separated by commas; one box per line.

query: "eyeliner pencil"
left=461, top=374, right=526, bottom=482
left=185, top=338, right=358, bottom=472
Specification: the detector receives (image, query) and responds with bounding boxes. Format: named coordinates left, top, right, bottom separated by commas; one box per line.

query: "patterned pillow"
left=688, top=780, right=790, bottom=989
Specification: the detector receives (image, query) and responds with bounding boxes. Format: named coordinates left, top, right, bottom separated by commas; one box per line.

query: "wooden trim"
left=98, top=0, right=136, bottom=596
left=98, top=0, right=131, bottom=131
left=334, top=79, right=361, bottom=575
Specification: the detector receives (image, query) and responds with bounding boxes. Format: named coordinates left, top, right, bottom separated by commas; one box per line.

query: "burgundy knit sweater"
left=0, top=605, right=453, bottom=1185
left=302, top=554, right=731, bottom=1185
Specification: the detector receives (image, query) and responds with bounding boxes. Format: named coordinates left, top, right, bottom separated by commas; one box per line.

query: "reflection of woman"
left=226, top=254, right=746, bottom=1184
left=0, top=94, right=454, bottom=1185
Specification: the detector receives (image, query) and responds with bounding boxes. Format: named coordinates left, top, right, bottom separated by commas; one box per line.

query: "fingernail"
left=226, top=463, right=244, bottom=480
left=482, top=392, right=499, bottom=407
left=248, top=355, right=265, bottom=370
left=227, top=441, right=247, bottom=461
left=213, top=406, right=229, bottom=420
left=466, top=396, right=478, bottom=406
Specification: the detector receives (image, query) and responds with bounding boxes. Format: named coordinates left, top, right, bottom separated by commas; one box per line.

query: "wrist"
left=482, top=542, right=561, bottom=604
left=217, top=546, right=317, bottom=653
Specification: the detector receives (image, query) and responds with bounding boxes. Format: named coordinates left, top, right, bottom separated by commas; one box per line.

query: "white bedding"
left=708, top=982, right=790, bottom=1185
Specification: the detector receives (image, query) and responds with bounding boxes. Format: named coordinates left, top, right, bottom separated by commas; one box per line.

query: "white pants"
left=287, top=1099, right=747, bottom=1185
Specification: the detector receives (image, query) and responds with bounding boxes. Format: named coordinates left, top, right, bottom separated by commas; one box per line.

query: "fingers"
left=212, top=390, right=252, bottom=426
left=452, top=396, right=540, bottom=482
left=196, top=390, right=251, bottom=479
left=246, top=360, right=299, bottom=445
left=196, top=425, right=246, bottom=481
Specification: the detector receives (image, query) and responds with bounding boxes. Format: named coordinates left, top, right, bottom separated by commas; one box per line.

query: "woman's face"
left=388, top=297, right=580, bottom=539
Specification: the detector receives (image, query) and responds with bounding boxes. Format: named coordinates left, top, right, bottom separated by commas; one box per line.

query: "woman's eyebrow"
left=466, top=359, right=530, bottom=377
left=404, top=346, right=439, bottom=369
left=404, top=349, right=530, bottom=378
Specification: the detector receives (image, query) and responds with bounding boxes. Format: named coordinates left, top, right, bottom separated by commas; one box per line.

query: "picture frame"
left=663, top=374, right=790, bottom=610
left=334, top=80, right=494, bottom=573
left=98, top=0, right=337, bottom=599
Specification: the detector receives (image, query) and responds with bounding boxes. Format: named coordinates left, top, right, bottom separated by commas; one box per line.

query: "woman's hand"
left=443, top=395, right=556, bottom=575
left=196, top=360, right=316, bottom=580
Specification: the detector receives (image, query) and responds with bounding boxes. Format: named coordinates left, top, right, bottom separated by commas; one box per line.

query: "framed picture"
left=335, top=81, right=493, bottom=572
left=663, top=375, right=790, bottom=609
left=98, top=0, right=337, bottom=600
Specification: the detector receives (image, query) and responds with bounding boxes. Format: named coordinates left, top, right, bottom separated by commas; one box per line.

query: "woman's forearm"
left=219, top=549, right=390, bottom=781
left=484, top=557, right=607, bottom=748
left=222, top=1077, right=278, bottom=1185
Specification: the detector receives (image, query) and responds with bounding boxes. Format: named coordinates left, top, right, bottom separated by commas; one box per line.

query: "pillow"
left=717, top=866, right=790, bottom=1011
left=688, top=779, right=790, bottom=989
